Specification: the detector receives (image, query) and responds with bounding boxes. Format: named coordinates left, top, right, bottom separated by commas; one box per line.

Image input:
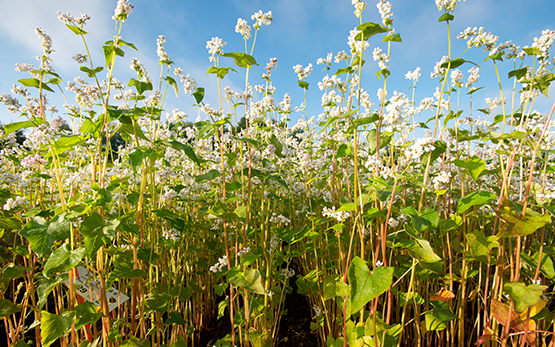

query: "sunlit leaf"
left=41, top=310, right=75, bottom=347
left=354, top=22, right=391, bottom=41
left=497, top=207, right=551, bottom=237
left=454, top=155, right=485, bottom=182
left=457, top=191, right=496, bottom=214
left=348, top=257, right=394, bottom=315
left=504, top=282, right=547, bottom=313
left=491, top=299, right=536, bottom=345
left=19, top=213, right=71, bottom=257
left=43, top=244, right=86, bottom=277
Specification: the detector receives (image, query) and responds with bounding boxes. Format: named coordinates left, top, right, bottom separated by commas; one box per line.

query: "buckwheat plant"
left=1, top=0, right=555, bottom=347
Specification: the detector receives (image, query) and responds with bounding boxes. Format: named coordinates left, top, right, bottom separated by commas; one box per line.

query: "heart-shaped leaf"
left=348, top=257, right=394, bottom=315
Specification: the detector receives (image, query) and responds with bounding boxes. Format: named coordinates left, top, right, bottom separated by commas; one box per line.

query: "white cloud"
left=0, top=0, right=114, bottom=74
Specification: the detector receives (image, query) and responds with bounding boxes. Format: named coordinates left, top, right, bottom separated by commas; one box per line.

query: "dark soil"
left=198, top=281, right=319, bottom=347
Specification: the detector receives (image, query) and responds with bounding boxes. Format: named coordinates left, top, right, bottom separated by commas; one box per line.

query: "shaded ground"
left=198, top=283, right=319, bottom=347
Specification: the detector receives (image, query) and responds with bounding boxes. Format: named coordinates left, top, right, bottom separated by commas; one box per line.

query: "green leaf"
left=229, top=268, right=265, bottom=294
left=406, top=239, right=443, bottom=274
left=5, top=265, right=31, bottom=279
left=65, top=24, right=88, bottom=35
left=323, top=274, right=341, bottom=300
left=522, top=252, right=555, bottom=280
left=80, top=212, right=119, bottom=259
left=165, top=311, right=187, bottom=325
left=38, top=274, right=68, bottom=309
left=497, top=207, right=551, bottom=237
left=355, top=22, right=391, bottom=41
left=420, top=140, right=446, bottom=171
left=485, top=52, right=504, bottom=62
left=533, top=72, right=555, bottom=97
left=128, top=78, right=153, bottom=95
left=524, top=47, right=542, bottom=56
left=163, top=76, right=179, bottom=97
left=55, top=135, right=84, bottom=153
left=348, top=257, right=394, bottom=315
left=298, top=80, right=309, bottom=90
left=3, top=117, right=45, bottom=135
left=367, top=129, right=392, bottom=155
left=74, top=302, right=103, bottom=330
left=508, top=67, right=528, bottom=80
left=119, top=39, right=138, bottom=51
left=169, top=141, right=201, bottom=166
left=107, top=257, right=146, bottom=282
left=221, top=52, right=258, bottom=68
left=43, top=244, right=86, bottom=277
left=465, top=230, right=499, bottom=263
left=192, top=87, right=205, bottom=104
left=454, top=155, right=485, bottom=182
left=401, top=207, right=439, bottom=232
left=145, top=293, right=172, bottom=313
left=438, top=13, right=455, bottom=22
left=19, top=214, right=71, bottom=257
left=334, top=66, right=355, bottom=76
left=504, top=282, right=548, bottom=313
left=120, top=337, right=151, bottom=347
left=172, top=336, right=188, bottom=347
left=195, top=169, right=221, bottom=183
left=336, top=144, right=351, bottom=158
left=425, top=302, right=457, bottom=331
left=102, top=42, right=125, bottom=68
left=457, top=191, right=496, bottom=214
left=41, top=310, right=75, bottom=347
left=0, top=299, right=20, bottom=318
left=440, top=58, right=480, bottom=70
left=206, top=66, right=237, bottom=79
left=18, top=78, right=55, bottom=92
left=79, top=66, right=103, bottom=78
left=383, top=33, right=402, bottom=43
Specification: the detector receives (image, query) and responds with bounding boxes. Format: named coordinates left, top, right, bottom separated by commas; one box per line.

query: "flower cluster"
left=322, top=206, right=350, bottom=222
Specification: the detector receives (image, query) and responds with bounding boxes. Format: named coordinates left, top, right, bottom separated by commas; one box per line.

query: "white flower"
left=206, top=37, right=226, bottom=57
left=112, top=0, right=134, bottom=21
left=322, top=206, right=350, bottom=222
left=466, top=67, right=480, bottom=89
left=435, top=0, right=466, bottom=11
left=156, top=35, right=171, bottom=64
left=235, top=18, right=252, bottom=40
left=251, top=10, right=273, bottom=27
left=376, top=0, right=393, bottom=25
left=405, top=67, right=421, bottom=82
left=293, top=63, right=313, bottom=80
left=352, top=0, right=367, bottom=18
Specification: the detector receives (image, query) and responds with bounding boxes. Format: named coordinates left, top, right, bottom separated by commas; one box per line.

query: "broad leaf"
left=465, top=230, right=499, bottom=263
left=491, top=299, right=536, bottom=345
left=43, top=244, right=86, bottom=277
left=221, top=52, right=258, bottom=68
left=74, top=302, right=103, bottom=330
left=41, top=311, right=75, bottom=347
left=80, top=212, right=119, bottom=258
left=497, top=207, right=551, bottom=237
left=0, top=299, right=20, bottom=317
left=457, top=191, right=496, bottom=214
left=19, top=214, right=71, bottom=257
left=504, top=282, right=547, bottom=313
left=454, top=155, right=485, bottom=182
left=355, top=22, right=391, bottom=41
left=229, top=268, right=265, bottom=295
left=348, top=257, right=394, bottom=315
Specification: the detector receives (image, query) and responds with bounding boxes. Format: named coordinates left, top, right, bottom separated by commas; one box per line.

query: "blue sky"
left=0, top=0, right=554, bottom=126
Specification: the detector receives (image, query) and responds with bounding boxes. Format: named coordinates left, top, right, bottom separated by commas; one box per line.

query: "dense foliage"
left=1, top=0, right=555, bottom=346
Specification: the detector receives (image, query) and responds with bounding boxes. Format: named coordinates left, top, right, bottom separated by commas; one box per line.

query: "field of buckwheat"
left=1, top=0, right=555, bottom=346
